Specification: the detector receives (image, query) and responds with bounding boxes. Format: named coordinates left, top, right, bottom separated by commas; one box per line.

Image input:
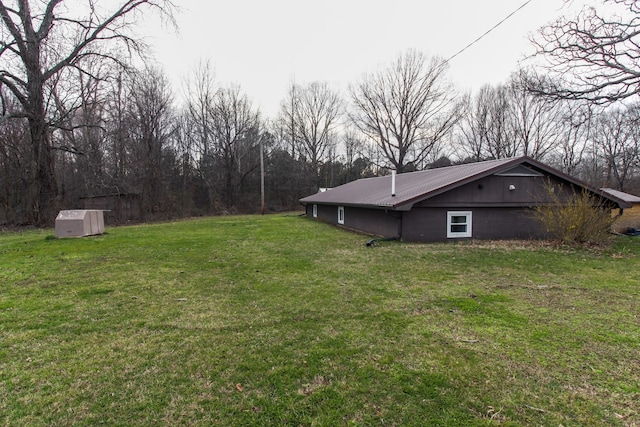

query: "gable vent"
left=495, top=165, right=543, bottom=177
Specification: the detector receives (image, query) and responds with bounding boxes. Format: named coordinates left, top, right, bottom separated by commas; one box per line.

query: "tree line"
left=1, top=0, right=639, bottom=226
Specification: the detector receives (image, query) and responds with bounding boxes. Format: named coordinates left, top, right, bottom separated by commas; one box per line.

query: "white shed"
left=55, top=210, right=105, bottom=238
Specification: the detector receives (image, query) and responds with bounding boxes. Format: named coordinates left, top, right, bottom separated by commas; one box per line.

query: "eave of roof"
left=600, top=188, right=640, bottom=204
left=300, top=157, right=516, bottom=208
left=299, top=156, right=632, bottom=210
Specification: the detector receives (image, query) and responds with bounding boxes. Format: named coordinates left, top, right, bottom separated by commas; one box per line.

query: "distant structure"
left=81, top=193, right=141, bottom=224
left=601, top=188, right=640, bottom=233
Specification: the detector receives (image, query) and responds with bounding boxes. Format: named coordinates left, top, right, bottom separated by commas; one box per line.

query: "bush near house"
left=531, top=183, right=618, bottom=246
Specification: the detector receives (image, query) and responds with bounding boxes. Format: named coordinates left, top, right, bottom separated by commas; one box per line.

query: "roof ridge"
left=364, top=156, right=526, bottom=180
left=301, top=156, right=534, bottom=208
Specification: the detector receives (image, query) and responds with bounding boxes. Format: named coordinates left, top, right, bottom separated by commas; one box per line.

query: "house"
left=601, top=188, right=640, bottom=233
left=299, top=156, right=631, bottom=242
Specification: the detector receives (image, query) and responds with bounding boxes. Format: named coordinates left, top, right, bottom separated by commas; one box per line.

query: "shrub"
left=531, top=182, right=618, bottom=247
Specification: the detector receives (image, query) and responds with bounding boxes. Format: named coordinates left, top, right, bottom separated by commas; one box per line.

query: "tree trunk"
left=26, top=68, right=58, bottom=225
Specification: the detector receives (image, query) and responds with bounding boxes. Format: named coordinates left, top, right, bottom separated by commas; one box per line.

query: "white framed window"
left=338, top=206, right=345, bottom=225
left=447, top=211, right=472, bottom=238
left=312, top=204, right=318, bottom=218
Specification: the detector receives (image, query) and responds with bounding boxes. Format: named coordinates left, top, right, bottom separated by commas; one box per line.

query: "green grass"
left=1, top=214, right=639, bottom=426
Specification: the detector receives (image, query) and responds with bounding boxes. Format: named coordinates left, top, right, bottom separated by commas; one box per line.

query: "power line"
left=445, top=0, right=534, bottom=64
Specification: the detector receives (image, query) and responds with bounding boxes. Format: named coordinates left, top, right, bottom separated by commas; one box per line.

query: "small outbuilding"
left=81, top=192, right=141, bottom=224
left=300, top=156, right=631, bottom=242
left=601, top=188, right=640, bottom=233
left=55, top=210, right=106, bottom=238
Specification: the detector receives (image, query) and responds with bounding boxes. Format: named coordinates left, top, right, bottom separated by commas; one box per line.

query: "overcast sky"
left=141, top=0, right=586, bottom=117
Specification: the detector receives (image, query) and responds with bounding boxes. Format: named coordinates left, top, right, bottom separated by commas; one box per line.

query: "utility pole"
left=291, top=81, right=296, bottom=159
left=260, top=135, right=265, bottom=215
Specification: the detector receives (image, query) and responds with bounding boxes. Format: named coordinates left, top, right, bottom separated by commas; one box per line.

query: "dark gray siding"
left=306, top=203, right=400, bottom=237
left=412, top=175, right=553, bottom=208
left=402, top=207, right=546, bottom=242
left=401, top=208, right=446, bottom=242
left=305, top=172, right=571, bottom=242
left=346, top=207, right=400, bottom=237
left=473, top=207, right=546, bottom=239
left=401, top=174, right=553, bottom=241
left=306, top=203, right=336, bottom=224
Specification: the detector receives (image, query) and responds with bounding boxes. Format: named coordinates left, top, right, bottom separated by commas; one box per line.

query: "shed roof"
left=300, top=156, right=631, bottom=210
left=600, top=188, right=640, bottom=204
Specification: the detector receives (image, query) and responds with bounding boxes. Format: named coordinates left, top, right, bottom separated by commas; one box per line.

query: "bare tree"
left=456, top=91, right=490, bottom=162
left=275, top=81, right=300, bottom=158
left=277, top=81, right=342, bottom=188
left=0, top=0, right=174, bottom=225
left=182, top=61, right=218, bottom=210
left=530, top=1, right=640, bottom=103
left=104, top=71, right=134, bottom=195
left=456, top=72, right=565, bottom=163
left=455, top=84, right=515, bottom=161
left=210, top=85, right=262, bottom=210
left=0, top=88, right=27, bottom=223
left=553, top=100, right=593, bottom=176
left=350, top=50, right=460, bottom=173
left=482, top=85, right=515, bottom=159
left=54, top=60, right=114, bottom=205
left=591, top=105, right=639, bottom=191
left=342, top=126, right=368, bottom=181
left=184, top=61, right=217, bottom=169
left=509, top=70, right=563, bottom=160
left=296, top=82, right=342, bottom=185
left=128, top=66, right=175, bottom=218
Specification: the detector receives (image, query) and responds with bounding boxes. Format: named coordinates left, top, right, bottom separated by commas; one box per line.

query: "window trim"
left=447, top=211, right=472, bottom=238
left=337, top=206, right=345, bottom=225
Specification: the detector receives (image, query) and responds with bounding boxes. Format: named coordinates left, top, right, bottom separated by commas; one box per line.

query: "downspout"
left=612, top=207, right=624, bottom=235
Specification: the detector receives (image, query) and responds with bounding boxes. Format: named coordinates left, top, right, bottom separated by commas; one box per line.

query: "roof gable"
left=494, top=165, right=544, bottom=177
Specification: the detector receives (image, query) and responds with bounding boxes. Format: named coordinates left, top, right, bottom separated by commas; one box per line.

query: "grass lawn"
left=1, top=214, right=639, bottom=426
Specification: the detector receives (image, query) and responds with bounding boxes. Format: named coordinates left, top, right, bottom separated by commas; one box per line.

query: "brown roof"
left=601, top=188, right=640, bottom=204
left=300, top=156, right=632, bottom=210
